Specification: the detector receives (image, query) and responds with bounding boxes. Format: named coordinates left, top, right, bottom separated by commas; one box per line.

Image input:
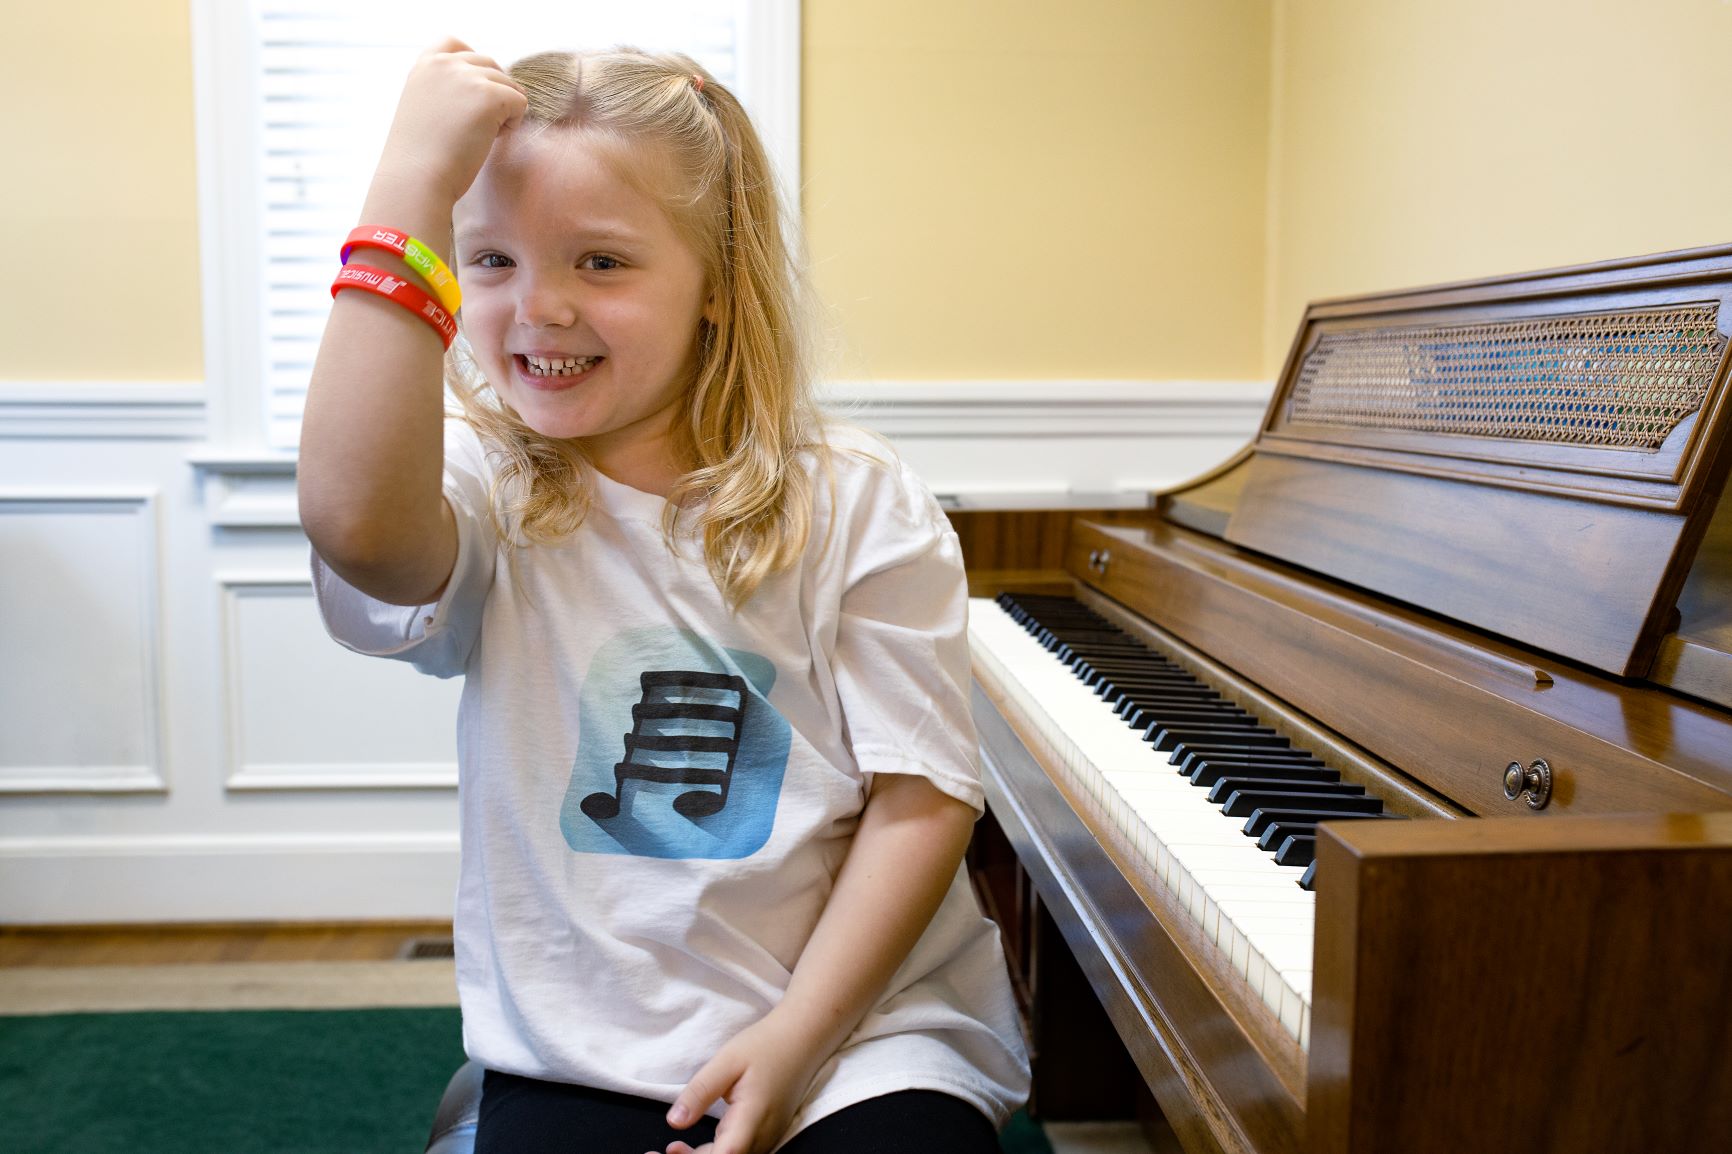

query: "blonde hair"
left=447, top=48, right=824, bottom=608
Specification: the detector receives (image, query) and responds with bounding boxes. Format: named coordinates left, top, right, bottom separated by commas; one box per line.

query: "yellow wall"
left=804, top=0, right=1271, bottom=380
left=1264, top=0, right=1732, bottom=374
left=0, top=1, right=1271, bottom=387
left=3, top=3, right=204, bottom=380
left=18, top=2, right=1732, bottom=391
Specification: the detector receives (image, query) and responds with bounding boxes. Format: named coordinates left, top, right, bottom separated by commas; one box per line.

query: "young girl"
left=298, top=39, right=1029, bottom=1154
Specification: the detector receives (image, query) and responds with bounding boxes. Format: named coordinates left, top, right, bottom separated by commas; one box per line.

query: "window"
left=192, top=0, right=801, bottom=453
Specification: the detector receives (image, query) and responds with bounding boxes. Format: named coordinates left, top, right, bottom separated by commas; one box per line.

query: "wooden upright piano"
left=954, top=246, right=1732, bottom=1154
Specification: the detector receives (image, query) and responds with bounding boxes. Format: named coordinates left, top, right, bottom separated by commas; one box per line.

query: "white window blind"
left=251, top=1, right=785, bottom=451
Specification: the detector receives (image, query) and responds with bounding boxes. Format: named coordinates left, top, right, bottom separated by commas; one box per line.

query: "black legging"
left=475, top=1069, right=1001, bottom=1153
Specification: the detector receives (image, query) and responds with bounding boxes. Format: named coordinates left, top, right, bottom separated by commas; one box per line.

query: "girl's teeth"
left=524, top=355, right=599, bottom=377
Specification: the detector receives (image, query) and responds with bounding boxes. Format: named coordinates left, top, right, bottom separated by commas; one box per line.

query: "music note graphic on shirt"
left=579, top=670, right=750, bottom=821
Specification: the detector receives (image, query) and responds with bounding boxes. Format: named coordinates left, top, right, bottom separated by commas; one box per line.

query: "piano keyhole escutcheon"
left=1088, top=549, right=1112, bottom=577
left=1503, top=758, right=1553, bottom=810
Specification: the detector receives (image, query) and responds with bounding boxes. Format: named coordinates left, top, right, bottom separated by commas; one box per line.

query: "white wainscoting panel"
left=219, top=575, right=463, bottom=790
left=1, top=377, right=1269, bottom=923
left=0, top=492, right=166, bottom=792
left=0, top=832, right=460, bottom=923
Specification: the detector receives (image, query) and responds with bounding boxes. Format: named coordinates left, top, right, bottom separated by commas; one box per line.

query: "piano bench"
left=424, top=1060, right=482, bottom=1154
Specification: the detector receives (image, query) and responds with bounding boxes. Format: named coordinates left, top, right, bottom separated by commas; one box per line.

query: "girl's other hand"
left=656, top=1011, right=828, bottom=1154
left=374, top=37, right=528, bottom=208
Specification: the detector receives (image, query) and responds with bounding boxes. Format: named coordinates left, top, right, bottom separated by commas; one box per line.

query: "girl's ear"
left=702, top=290, right=719, bottom=326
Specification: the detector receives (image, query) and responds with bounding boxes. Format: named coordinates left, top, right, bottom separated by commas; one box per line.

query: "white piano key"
left=1247, top=951, right=1269, bottom=1003
left=970, top=598, right=1317, bottom=1048
left=1278, top=980, right=1305, bottom=1038
left=1256, top=932, right=1314, bottom=983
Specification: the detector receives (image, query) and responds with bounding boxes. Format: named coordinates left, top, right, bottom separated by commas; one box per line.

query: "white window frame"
left=188, top=0, right=802, bottom=456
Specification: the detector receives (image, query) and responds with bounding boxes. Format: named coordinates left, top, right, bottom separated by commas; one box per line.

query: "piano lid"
left=1173, top=244, right=1732, bottom=681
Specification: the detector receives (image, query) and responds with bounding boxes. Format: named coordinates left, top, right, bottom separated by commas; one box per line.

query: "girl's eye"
left=476, top=253, right=512, bottom=269
left=582, top=254, right=622, bottom=272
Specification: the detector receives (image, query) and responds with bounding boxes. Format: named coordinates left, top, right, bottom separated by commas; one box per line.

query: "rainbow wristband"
left=330, top=264, right=457, bottom=349
left=341, top=226, right=463, bottom=314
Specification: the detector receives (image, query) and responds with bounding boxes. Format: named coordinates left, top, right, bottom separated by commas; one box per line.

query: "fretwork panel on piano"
left=970, top=593, right=1403, bottom=1049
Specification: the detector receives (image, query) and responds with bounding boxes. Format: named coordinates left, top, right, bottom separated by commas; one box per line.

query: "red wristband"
left=330, top=264, right=457, bottom=349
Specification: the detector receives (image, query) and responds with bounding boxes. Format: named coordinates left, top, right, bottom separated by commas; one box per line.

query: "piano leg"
left=969, top=808, right=1182, bottom=1150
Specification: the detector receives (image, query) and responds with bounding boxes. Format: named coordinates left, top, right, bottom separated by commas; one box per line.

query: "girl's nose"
left=514, top=278, right=579, bottom=329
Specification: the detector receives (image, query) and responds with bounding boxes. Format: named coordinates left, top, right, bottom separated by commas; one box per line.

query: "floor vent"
left=397, top=936, right=456, bottom=960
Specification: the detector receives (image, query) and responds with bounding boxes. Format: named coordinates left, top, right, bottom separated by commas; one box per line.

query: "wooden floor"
left=0, top=922, right=453, bottom=967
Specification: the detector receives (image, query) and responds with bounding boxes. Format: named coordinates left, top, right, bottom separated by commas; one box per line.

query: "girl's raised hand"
left=372, top=37, right=529, bottom=209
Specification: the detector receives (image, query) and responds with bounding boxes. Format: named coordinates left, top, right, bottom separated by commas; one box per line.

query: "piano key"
left=1247, top=800, right=1392, bottom=835
left=1136, top=709, right=1262, bottom=731
left=1084, top=668, right=1200, bottom=690
left=1209, top=777, right=1365, bottom=802
left=1166, top=739, right=1298, bottom=765
left=1252, top=810, right=1396, bottom=844
left=1175, top=749, right=1325, bottom=775
left=1151, top=726, right=1288, bottom=753
left=1117, top=692, right=1231, bottom=717
left=970, top=597, right=1317, bottom=1046
left=1274, top=835, right=1317, bottom=867
left=1098, top=684, right=1215, bottom=707
left=1190, top=761, right=1341, bottom=788
left=1222, top=789, right=1384, bottom=819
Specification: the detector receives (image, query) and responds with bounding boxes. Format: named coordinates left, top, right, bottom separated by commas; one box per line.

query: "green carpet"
left=1, top=1008, right=1052, bottom=1154
left=1, top=1008, right=466, bottom=1153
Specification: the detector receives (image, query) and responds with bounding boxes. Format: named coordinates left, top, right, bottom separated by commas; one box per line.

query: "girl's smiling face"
left=453, top=128, right=712, bottom=483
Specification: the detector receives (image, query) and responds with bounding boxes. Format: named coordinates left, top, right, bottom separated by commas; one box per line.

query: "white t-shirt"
left=312, top=420, right=1030, bottom=1140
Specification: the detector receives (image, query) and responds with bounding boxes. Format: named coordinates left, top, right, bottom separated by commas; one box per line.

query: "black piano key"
left=1076, top=659, right=1190, bottom=676
left=1174, top=748, right=1324, bottom=775
left=1070, top=649, right=1166, bottom=668
left=1167, top=739, right=1305, bottom=765
left=1191, top=761, right=1342, bottom=789
left=1096, top=665, right=1204, bottom=682
left=1136, top=715, right=1262, bottom=738
left=1220, top=789, right=1384, bottom=819
left=1130, top=709, right=1260, bottom=733
left=1056, top=637, right=1149, bottom=657
left=1119, top=690, right=1229, bottom=715
left=1080, top=667, right=1192, bottom=689
left=1151, top=727, right=1287, bottom=753
left=1273, top=835, right=1316, bottom=867
left=1258, top=819, right=1319, bottom=851
left=1120, top=699, right=1233, bottom=724
left=1066, top=647, right=1175, bottom=666
left=1100, top=680, right=1196, bottom=700
left=1211, top=778, right=1366, bottom=807
left=1116, top=690, right=1224, bottom=715
left=1241, top=803, right=1390, bottom=837
left=1072, top=652, right=1184, bottom=669
left=1112, top=681, right=1221, bottom=698
left=1299, top=861, right=1317, bottom=890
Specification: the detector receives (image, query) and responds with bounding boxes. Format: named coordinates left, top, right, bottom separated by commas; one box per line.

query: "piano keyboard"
left=970, top=593, right=1402, bottom=1049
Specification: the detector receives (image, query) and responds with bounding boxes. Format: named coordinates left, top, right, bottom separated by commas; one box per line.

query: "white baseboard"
left=0, top=834, right=459, bottom=924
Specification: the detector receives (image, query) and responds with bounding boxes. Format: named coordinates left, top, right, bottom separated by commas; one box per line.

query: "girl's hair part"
left=446, top=48, right=828, bottom=608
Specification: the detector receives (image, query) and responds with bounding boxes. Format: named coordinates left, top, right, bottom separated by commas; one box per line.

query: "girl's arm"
left=663, top=771, right=978, bottom=1154
left=297, top=39, right=525, bottom=606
